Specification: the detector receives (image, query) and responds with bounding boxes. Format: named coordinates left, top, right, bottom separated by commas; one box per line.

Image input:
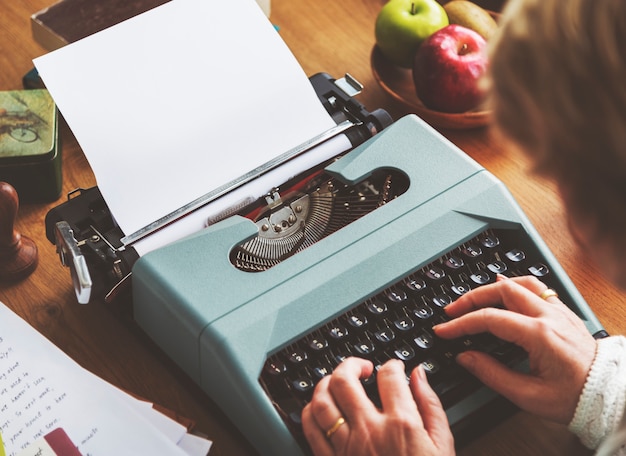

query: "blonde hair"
left=488, top=0, right=626, bottom=255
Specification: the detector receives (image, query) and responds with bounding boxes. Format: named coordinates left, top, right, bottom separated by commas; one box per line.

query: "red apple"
left=412, top=24, right=488, bottom=113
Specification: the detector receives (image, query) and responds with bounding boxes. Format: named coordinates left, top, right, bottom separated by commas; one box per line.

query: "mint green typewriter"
left=132, top=114, right=606, bottom=455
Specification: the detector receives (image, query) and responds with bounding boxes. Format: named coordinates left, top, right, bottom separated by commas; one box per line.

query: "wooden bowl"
left=371, top=45, right=491, bottom=130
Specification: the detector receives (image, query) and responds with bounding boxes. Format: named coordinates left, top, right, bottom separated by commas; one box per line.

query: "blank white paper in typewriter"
left=34, top=0, right=351, bottom=256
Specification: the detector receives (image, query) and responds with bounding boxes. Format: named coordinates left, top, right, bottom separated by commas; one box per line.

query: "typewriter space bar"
left=120, top=120, right=359, bottom=249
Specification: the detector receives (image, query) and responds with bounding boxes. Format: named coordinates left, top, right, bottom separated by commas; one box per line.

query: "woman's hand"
left=301, top=357, right=455, bottom=456
left=434, top=275, right=597, bottom=424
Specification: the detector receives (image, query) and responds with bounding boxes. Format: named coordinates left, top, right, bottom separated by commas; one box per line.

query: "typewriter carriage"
left=45, top=73, right=393, bottom=304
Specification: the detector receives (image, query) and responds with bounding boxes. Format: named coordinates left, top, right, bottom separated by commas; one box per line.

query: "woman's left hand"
left=301, top=357, right=455, bottom=456
left=434, top=275, right=597, bottom=424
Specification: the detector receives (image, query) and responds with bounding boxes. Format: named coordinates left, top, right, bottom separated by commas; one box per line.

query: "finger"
left=445, top=277, right=548, bottom=318
left=376, top=359, right=419, bottom=416
left=301, top=403, right=334, bottom=456
left=456, top=350, right=543, bottom=410
left=498, top=274, right=544, bottom=291
left=306, top=375, right=350, bottom=447
left=410, top=365, right=452, bottom=445
left=503, top=275, right=563, bottom=302
left=327, top=357, right=377, bottom=424
left=434, top=306, right=537, bottom=348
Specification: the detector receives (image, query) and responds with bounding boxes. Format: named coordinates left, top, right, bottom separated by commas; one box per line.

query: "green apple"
left=375, top=0, right=449, bottom=68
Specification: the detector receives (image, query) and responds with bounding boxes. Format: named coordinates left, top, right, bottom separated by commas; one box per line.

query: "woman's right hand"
left=301, top=357, right=455, bottom=456
left=434, top=275, right=597, bottom=424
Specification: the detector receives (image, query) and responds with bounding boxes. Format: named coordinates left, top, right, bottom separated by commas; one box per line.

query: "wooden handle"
left=0, top=181, right=20, bottom=251
left=0, top=182, right=38, bottom=281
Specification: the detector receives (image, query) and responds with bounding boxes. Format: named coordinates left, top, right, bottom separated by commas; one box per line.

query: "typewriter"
left=47, top=81, right=607, bottom=455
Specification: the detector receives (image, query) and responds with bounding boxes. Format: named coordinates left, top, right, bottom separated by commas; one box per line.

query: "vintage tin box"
left=0, top=89, right=61, bottom=202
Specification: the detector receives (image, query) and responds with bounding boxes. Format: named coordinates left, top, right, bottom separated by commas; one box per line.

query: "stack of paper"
left=0, top=301, right=212, bottom=456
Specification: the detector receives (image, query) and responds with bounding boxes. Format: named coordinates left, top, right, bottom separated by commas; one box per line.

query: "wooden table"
left=1, top=1, right=623, bottom=454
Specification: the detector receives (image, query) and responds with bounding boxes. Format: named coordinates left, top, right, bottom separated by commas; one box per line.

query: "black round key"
left=288, top=348, right=308, bottom=364
left=425, top=266, right=445, bottom=280
left=414, top=331, right=434, bottom=350
left=313, top=363, right=333, bottom=379
left=470, top=271, right=492, bottom=285
left=347, top=313, right=368, bottom=328
left=328, top=324, right=349, bottom=339
left=404, top=275, right=427, bottom=291
left=488, top=260, right=507, bottom=274
left=446, top=255, right=464, bottom=269
left=367, top=298, right=387, bottom=315
left=421, top=359, right=440, bottom=375
left=265, top=359, right=287, bottom=376
left=394, top=316, right=414, bottom=331
left=451, top=282, right=472, bottom=296
left=292, top=377, right=315, bottom=393
left=463, top=244, right=482, bottom=258
left=506, top=249, right=526, bottom=262
left=480, top=233, right=500, bottom=248
left=308, top=335, right=328, bottom=351
left=394, top=344, right=415, bottom=361
left=375, top=328, right=395, bottom=343
left=432, top=293, right=452, bottom=307
left=384, top=287, right=407, bottom=303
left=529, top=263, right=550, bottom=277
left=413, top=302, right=434, bottom=319
left=354, top=340, right=376, bottom=356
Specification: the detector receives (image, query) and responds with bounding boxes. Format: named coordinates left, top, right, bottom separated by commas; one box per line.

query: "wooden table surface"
left=1, top=1, right=623, bottom=455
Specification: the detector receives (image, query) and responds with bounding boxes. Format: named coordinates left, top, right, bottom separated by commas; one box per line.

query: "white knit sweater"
left=569, top=336, right=626, bottom=455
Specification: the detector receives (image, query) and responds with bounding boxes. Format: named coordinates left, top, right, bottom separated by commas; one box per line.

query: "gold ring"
left=539, top=288, right=559, bottom=300
left=325, top=416, right=346, bottom=439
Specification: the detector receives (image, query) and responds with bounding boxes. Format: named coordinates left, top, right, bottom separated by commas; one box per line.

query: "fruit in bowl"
left=375, top=0, right=449, bottom=68
left=412, top=24, right=488, bottom=113
left=443, top=0, right=498, bottom=41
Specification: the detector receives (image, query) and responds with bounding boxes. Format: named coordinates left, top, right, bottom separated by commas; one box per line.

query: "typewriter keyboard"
left=259, top=227, right=564, bottom=445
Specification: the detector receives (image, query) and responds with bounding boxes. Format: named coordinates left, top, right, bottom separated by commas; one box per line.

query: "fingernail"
left=456, top=352, right=475, bottom=369
left=496, top=274, right=508, bottom=281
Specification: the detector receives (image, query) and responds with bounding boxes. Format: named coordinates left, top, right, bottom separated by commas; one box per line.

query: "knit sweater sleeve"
left=568, top=336, right=626, bottom=451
